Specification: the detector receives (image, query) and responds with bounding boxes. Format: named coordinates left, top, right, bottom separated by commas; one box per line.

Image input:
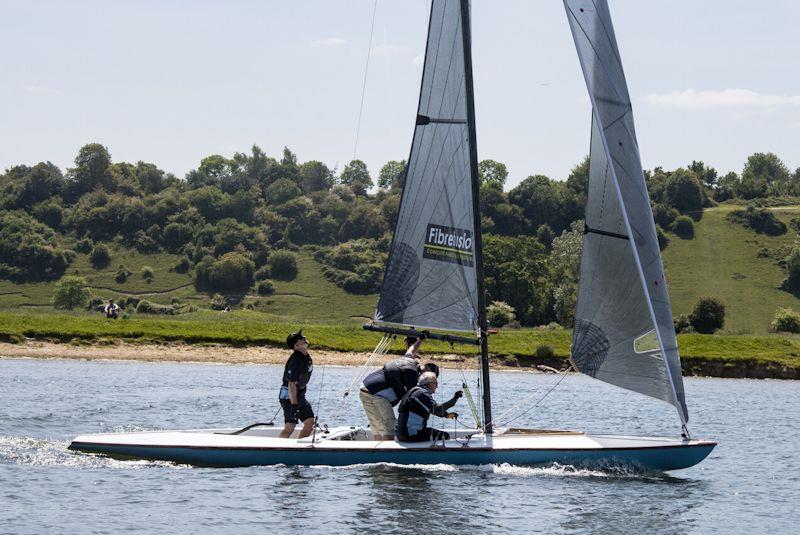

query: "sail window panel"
left=375, top=0, right=479, bottom=333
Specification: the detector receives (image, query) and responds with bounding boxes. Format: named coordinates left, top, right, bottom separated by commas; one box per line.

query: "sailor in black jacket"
left=396, top=372, right=462, bottom=443
left=278, top=330, right=315, bottom=439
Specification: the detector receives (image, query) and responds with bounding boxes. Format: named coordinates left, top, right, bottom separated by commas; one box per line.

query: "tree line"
left=1, top=143, right=797, bottom=327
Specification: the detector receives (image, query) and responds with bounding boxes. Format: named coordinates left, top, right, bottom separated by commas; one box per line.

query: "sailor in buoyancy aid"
left=395, top=372, right=462, bottom=443
left=359, top=332, right=436, bottom=440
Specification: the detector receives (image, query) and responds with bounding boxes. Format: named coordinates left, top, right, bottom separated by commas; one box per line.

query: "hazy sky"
left=2, top=0, right=799, bottom=189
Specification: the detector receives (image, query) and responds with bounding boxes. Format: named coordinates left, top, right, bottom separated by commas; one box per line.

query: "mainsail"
left=375, top=0, right=480, bottom=333
left=564, top=0, right=689, bottom=423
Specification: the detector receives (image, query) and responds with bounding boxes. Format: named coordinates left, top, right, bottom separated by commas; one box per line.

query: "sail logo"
left=423, top=224, right=474, bottom=267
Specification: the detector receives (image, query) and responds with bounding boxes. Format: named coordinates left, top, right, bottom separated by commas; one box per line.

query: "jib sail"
left=374, top=0, right=480, bottom=334
left=565, top=0, right=689, bottom=423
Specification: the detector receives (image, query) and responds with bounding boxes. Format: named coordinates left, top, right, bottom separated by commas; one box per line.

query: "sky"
left=2, top=0, right=799, bottom=190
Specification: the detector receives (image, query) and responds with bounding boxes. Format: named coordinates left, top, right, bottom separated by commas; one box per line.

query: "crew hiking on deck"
left=278, top=329, right=315, bottom=439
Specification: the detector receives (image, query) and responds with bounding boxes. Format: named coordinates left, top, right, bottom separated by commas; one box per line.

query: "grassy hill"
left=2, top=204, right=800, bottom=335
left=663, top=205, right=800, bottom=333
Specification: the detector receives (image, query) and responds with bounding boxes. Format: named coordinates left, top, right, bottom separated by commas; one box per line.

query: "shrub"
left=771, top=307, right=800, bottom=333
left=115, top=265, right=132, bottom=283
left=254, top=265, right=271, bottom=281
left=689, top=296, right=725, bottom=334
left=487, top=301, right=516, bottom=327
left=141, top=265, right=154, bottom=281
left=76, top=237, right=94, bottom=254
left=209, top=252, right=255, bottom=292
left=782, top=242, right=800, bottom=294
left=135, top=299, right=175, bottom=315
left=315, top=240, right=385, bottom=293
left=534, top=344, right=555, bottom=360
left=52, top=276, right=91, bottom=310
left=673, top=314, right=693, bottom=334
left=727, top=205, right=787, bottom=236
left=87, top=296, right=105, bottom=312
left=652, top=203, right=679, bottom=228
left=256, top=279, right=275, bottom=295
left=174, top=256, right=191, bottom=274
left=656, top=225, right=670, bottom=251
left=672, top=215, right=695, bottom=239
left=269, top=250, right=298, bottom=281
left=210, top=293, right=228, bottom=310
left=0, top=211, right=72, bottom=281
left=89, top=244, right=111, bottom=269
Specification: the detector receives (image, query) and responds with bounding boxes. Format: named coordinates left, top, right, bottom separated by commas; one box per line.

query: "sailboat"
left=69, top=0, right=716, bottom=470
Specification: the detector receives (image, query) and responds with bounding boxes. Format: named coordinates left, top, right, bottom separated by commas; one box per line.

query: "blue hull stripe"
left=69, top=442, right=715, bottom=471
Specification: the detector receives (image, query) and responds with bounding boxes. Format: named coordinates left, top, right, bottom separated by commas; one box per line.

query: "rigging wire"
left=352, top=0, right=379, bottom=160
left=489, top=366, right=573, bottom=430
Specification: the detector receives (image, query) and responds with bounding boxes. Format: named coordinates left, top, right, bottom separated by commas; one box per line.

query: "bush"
left=673, top=314, right=693, bottom=334
left=0, top=211, right=72, bottom=281
left=76, top=237, right=94, bottom=254
left=87, top=296, right=105, bottom=312
left=655, top=225, right=670, bottom=251
left=141, top=265, right=154, bottom=282
left=534, top=345, right=555, bottom=360
left=52, top=276, right=91, bottom=310
left=771, top=307, right=800, bottom=333
left=783, top=244, right=800, bottom=294
left=115, top=265, right=132, bottom=283
left=672, top=215, right=695, bottom=239
left=727, top=205, right=787, bottom=236
left=174, top=256, right=191, bottom=274
left=487, top=301, right=516, bottom=327
left=689, top=296, right=725, bottom=334
left=652, top=203, right=679, bottom=228
left=315, top=239, right=385, bottom=293
left=135, top=299, right=175, bottom=315
left=210, top=293, right=229, bottom=310
left=254, top=265, right=271, bottom=281
left=269, top=250, right=298, bottom=281
left=89, top=244, right=111, bottom=269
left=256, top=279, right=275, bottom=295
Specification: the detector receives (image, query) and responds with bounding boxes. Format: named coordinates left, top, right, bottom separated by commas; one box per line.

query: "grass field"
left=2, top=311, right=800, bottom=371
left=662, top=205, right=800, bottom=333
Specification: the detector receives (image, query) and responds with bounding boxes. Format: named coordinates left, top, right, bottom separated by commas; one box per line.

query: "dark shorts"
left=279, top=398, right=314, bottom=424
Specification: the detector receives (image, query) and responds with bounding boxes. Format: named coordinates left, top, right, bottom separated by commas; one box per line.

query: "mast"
left=460, top=0, right=492, bottom=433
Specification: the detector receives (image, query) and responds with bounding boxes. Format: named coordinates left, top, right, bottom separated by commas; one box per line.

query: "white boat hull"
left=69, top=426, right=715, bottom=471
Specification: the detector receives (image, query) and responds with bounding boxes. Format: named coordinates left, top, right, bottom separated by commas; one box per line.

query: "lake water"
left=1, top=357, right=798, bottom=534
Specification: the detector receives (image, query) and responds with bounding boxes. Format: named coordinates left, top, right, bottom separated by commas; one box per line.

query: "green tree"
left=672, top=215, right=695, bottom=239
left=52, top=276, right=91, bottom=310
left=565, top=156, right=590, bottom=198
left=740, top=152, right=791, bottom=197
left=135, top=161, right=167, bottom=194
left=550, top=220, right=584, bottom=326
left=487, top=301, right=516, bottom=327
left=377, top=160, right=406, bottom=190
left=265, top=178, right=302, bottom=205
left=299, top=160, right=334, bottom=192
left=478, top=159, right=508, bottom=187
left=339, top=160, right=372, bottom=196
left=207, top=252, right=255, bottom=292
left=269, top=250, right=298, bottom=281
left=664, top=168, right=703, bottom=216
left=65, top=143, right=115, bottom=200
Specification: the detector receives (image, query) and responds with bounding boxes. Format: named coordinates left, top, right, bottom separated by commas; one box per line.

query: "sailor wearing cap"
left=395, top=371, right=462, bottom=443
left=278, top=329, right=315, bottom=439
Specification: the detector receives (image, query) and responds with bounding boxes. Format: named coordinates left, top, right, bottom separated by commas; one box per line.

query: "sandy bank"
left=0, top=340, right=556, bottom=372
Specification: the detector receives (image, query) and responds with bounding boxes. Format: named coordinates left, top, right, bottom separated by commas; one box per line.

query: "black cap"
left=286, top=329, right=305, bottom=349
left=423, top=362, right=439, bottom=377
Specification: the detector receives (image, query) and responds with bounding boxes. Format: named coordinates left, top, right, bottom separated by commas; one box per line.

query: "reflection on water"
left=1, top=357, right=799, bottom=534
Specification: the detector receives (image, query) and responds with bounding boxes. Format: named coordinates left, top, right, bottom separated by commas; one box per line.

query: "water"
left=1, top=357, right=798, bottom=534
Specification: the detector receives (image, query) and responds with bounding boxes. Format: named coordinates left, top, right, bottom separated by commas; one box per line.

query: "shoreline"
left=0, top=340, right=559, bottom=372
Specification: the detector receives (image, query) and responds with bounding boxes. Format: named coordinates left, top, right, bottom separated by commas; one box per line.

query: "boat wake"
left=0, top=435, right=180, bottom=470
left=310, top=461, right=665, bottom=479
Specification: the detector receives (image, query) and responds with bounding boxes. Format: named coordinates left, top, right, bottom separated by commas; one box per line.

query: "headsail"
left=564, top=0, right=689, bottom=423
left=375, top=0, right=479, bottom=333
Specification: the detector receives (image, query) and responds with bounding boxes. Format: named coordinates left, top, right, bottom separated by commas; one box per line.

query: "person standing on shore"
left=278, top=330, right=315, bottom=439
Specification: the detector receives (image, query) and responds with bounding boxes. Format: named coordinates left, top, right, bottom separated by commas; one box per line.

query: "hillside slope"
left=663, top=205, right=800, bottom=333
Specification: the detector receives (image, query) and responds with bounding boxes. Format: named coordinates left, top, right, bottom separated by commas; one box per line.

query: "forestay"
left=564, top=0, right=689, bottom=423
left=375, top=0, right=479, bottom=333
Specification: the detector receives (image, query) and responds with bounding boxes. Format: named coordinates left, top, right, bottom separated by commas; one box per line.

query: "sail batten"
left=374, top=0, right=479, bottom=334
left=565, top=0, right=689, bottom=424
